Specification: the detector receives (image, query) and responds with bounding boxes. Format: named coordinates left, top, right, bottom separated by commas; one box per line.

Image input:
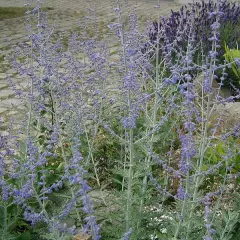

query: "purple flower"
left=176, top=184, right=187, bottom=200
left=24, top=209, right=45, bottom=225
left=58, top=199, right=76, bottom=219
left=0, top=180, right=12, bottom=201
left=123, top=116, right=136, bottom=129
left=65, top=147, right=100, bottom=239
left=203, top=236, right=213, bottom=240
left=209, top=51, right=218, bottom=58
left=235, top=58, right=240, bottom=67
left=13, top=180, right=34, bottom=205
left=122, top=228, right=133, bottom=240
left=183, top=121, right=196, bottom=131
left=203, top=75, right=212, bottom=93
left=84, top=215, right=101, bottom=240
left=179, top=134, right=195, bottom=174
left=210, top=22, right=220, bottom=30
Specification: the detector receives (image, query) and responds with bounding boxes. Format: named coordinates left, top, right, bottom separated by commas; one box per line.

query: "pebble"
left=1, top=98, right=23, bottom=108
left=0, top=89, right=15, bottom=98
left=0, top=73, right=7, bottom=79
left=0, top=107, right=7, bottom=114
left=0, top=0, right=181, bottom=122
left=0, top=83, right=8, bottom=89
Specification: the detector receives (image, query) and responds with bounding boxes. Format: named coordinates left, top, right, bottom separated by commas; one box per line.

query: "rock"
left=0, top=107, right=7, bottom=114
left=6, top=69, right=17, bottom=75
left=73, top=233, right=92, bottom=240
left=0, top=73, right=7, bottom=80
left=0, top=131, right=9, bottom=136
left=220, top=87, right=232, bottom=99
left=9, top=34, right=24, bottom=40
left=14, top=75, right=24, bottom=80
left=7, top=110, right=19, bottom=116
left=193, top=73, right=232, bottom=101
left=213, top=102, right=240, bottom=131
left=0, top=89, right=15, bottom=98
left=18, top=81, right=28, bottom=89
left=109, top=54, right=120, bottom=64
left=0, top=43, right=10, bottom=49
left=193, top=73, right=240, bottom=132
left=0, top=83, right=8, bottom=89
left=109, top=46, right=119, bottom=55
left=174, top=0, right=193, bottom=4
left=1, top=98, right=23, bottom=108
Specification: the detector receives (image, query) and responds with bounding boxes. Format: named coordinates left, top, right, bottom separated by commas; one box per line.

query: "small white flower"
left=160, top=228, right=167, bottom=234
left=150, top=234, right=158, bottom=240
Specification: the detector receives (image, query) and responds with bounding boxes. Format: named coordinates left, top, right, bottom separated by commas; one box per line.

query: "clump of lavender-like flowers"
left=1, top=0, right=240, bottom=239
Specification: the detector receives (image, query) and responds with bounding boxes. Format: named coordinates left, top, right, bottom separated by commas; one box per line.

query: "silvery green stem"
left=174, top=24, right=195, bottom=239
left=121, top=133, right=128, bottom=191
left=185, top=17, right=219, bottom=239
left=51, top=85, right=83, bottom=225
left=84, top=74, right=109, bottom=208
left=85, top=130, right=101, bottom=187
left=84, top=129, right=108, bottom=207
left=126, top=129, right=134, bottom=230
left=32, top=186, right=50, bottom=222
left=1, top=205, right=7, bottom=240
left=116, top=0, right=134, bottom=230
left=210, top=159, right=229, bottom=237
left=137, top=2, right=162, bottom=228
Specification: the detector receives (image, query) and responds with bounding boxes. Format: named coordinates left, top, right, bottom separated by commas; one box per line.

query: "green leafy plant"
left=224, top=43, right=240, bottom=81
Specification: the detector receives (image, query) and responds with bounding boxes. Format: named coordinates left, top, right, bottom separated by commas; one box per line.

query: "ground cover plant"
left=1, top=0, right=240, bottom=239
left=0, top=6, right=53, bottom=20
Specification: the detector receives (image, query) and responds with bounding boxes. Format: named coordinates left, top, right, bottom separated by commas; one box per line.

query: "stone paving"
left=0, top=0, right=182, bottom=132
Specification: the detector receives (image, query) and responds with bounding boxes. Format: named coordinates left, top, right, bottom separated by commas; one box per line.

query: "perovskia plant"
left=1, top=0, right=240, bottom=240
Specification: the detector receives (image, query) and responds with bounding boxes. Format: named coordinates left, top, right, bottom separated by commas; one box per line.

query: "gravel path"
left=0, top=0, right=181, bottom=132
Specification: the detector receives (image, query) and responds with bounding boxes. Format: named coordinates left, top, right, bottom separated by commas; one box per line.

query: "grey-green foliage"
left=0, top=204, right=23, bottom=240
left=218, top=193, right=240, bottom=240
left=220, top=210, right=239, bottom=240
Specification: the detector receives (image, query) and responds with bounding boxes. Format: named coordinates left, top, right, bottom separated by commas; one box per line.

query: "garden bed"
left=1, top=0, right=240, bottom=240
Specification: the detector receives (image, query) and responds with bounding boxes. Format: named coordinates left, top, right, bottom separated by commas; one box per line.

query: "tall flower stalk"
left=1, top=0, right=240, bottom=239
